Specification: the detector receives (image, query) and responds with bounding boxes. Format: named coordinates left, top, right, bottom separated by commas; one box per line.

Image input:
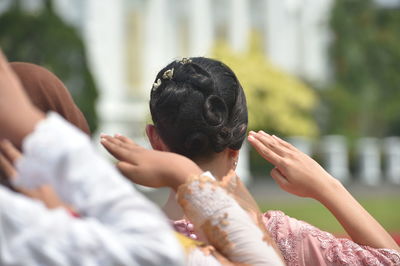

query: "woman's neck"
left=163, top=153, right=233, bottom=220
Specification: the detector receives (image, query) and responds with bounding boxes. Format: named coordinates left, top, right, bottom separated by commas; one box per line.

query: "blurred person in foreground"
left=0, top=53, right=184, bottom=266
left=102, top=57, right=400, bottom=266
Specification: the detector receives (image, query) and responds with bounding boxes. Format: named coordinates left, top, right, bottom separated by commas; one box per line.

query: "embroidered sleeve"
left=177, top=174, right=284, bottom=266
left=263, top=210, right=400, bottom=266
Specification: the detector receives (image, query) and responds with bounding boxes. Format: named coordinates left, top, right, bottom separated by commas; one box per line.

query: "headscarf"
left=9, top=62, right=90, bottom=135
left=0, top=62, right=91, bottom=188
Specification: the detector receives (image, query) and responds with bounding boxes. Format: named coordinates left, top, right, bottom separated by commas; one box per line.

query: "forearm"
left=177, top=173, right=284, bottom=266
left=317, top=178, right=399, bottom=251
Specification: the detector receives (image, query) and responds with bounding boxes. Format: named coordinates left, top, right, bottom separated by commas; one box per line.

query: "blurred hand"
left=101, top=134, right=202, bottom=190
left=248, top=131, right=338, bottom=200
left=0, top=50, right=44, bottom=146
left=0, top=139, right=75, bottom=211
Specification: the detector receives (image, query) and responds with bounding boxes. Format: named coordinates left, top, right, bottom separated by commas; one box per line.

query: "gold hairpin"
left=180, top=57, right=192, bottom=64
left=152, top=78, right=162, bottom=91
left=162, top=68, right=174, bottom=80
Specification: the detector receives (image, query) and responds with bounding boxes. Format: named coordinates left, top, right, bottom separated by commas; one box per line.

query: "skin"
left=248, top=130, right=400, bottom=252
left=0, top=51, right=44, bottom=146
left=105, top=124, right=239, bottom=220
left=100, top=133, right=203, bottom=191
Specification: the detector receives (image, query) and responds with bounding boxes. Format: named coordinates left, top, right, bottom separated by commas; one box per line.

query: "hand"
left=0, top=50, right=44, bottom=146
left=100, top=134, right=202, bottom=190
left=0, top=139, right=21, bottom=180
left=248, top=131, right=338, bottom=200
left=0, top=139, right=74, bottom=211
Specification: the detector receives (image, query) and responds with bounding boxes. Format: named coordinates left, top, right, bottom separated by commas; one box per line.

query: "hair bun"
left=203, top=95, right=228, bottom=126
left=174, top=63, right=214, bottom=94
left=150, top=57, right=248, bottom=159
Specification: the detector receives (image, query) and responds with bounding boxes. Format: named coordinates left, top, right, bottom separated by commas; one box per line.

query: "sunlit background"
left=0, top=0, right=399, bottom=241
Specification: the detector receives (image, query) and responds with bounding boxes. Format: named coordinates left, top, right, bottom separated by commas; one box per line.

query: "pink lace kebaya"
left=174, top=211, right=400, bottom=266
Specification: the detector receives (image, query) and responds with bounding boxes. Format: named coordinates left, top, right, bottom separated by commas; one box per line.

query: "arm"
left=248, top=130, right=399, bottom=252
left=177, top=173, right=284, bottom=266
left=0, top=51, right=184, bottom=266
left=101, top=134, right=285, bottom=265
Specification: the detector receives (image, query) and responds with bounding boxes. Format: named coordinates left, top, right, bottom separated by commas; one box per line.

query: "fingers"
left=0, top=139, right=20, bottom=179
left=101, top=136, right=133, bottom=162
left=100, top=134, right=136, bottom=149
left=252, top=131, right=289, bottom=157
left=271, top=135, right=298, bottom=152
left=0, top=153, right=16, bottom=178
left=270, top=167, right=289, bottom=189
left=0, top=50, right=9, bottom=71
left=248, top=133, right=282, bottom=166
left=0, top=139, right=22, bottom=164
left=114, top=134, right=136, bottom=145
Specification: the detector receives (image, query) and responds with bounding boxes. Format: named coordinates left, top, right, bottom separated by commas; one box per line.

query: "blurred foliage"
left=259, top=196, right=400, bottom=233
left=324, top=0, right=400, bottom=138
left=213, top=33, right=319, bottom=137
left=0, top=0, right=98, bottom=133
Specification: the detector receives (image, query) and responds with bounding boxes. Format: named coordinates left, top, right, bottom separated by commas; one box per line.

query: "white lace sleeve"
left=177, top=174, right=284, bottom=266
left=0, top=112, right=184, bottom=266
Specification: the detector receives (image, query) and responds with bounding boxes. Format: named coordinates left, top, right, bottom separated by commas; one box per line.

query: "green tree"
left=324, top=0, right=400, bottom=138
left=0, top=0, right=98, bottom=132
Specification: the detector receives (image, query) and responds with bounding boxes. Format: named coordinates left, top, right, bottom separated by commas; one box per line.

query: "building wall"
left=0, top=0, right=334, bottom=183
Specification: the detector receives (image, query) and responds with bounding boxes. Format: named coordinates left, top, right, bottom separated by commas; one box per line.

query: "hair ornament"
left=152, top=78, right=162, bottom=91
left=162, top=68, right=174, bottom=80
left=180, top=57, right=192, bottom=64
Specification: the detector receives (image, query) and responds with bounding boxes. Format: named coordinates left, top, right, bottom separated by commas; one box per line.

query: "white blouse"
left=0, top=113, right=184, bottom=266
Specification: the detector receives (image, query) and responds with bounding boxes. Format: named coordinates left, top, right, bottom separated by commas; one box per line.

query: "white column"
left=287, top=136, right=313, bottom=155
left=143, top=0, right=177, bottom=92
left=83, top=0, right=136, bottom=138
left=357, top=138, right=381, bottom=185
left=300, top=0, right=333, bottom=84
left=237, top=142, right=251, bottom=185
left=188, top=0, right=213, bottom=56
left=383, top=137, right=400, bottom=184
left=229, top=0, right=250, bottom=52
left=321, top=135, right=350, bottom=183
left=264, top=0, right=303, bottom=75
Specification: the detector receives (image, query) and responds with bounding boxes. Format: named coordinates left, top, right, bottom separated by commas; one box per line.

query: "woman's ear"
left=229, top=148, right=240, bottom=160
left=145, top=124, right=169, bottom=151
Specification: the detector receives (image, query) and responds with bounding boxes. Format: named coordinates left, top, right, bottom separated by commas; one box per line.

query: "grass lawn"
left=259, top=196, right=400, bottom=235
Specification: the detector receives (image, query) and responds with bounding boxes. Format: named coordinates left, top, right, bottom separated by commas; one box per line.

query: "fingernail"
left=100, top=133, right=107, bottom=138
left=100, top=138, right=107, bottom=143
left=249, top=131, right=256, bottom=135
left=114, top=133, right=122, bottom=137
left=248, top=135, right=255, bottom=141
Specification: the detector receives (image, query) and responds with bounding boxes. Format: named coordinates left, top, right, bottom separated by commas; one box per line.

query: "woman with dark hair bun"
left=149, top=57, right=247, bottom=160
left=103, top=57, right=400, bottom=265
left=146, top=57, right=249, bottom=219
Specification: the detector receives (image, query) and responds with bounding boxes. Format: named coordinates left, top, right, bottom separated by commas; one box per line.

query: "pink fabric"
left=173, top=210, right=400, bottom=266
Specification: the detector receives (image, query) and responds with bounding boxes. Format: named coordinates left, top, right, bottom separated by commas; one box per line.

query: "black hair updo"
left=150, top=57, right=248, bottom=159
